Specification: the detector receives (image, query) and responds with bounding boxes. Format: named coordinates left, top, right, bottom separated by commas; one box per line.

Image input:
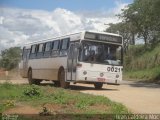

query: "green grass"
left=123, top=66, right=160, bottom=82
left=124, top=43, right=160, bottom=81
left=0, top=82, right=129, bottom=116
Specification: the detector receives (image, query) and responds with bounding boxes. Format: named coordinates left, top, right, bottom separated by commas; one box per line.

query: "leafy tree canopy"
left=0, top=47, right=21, bottom=70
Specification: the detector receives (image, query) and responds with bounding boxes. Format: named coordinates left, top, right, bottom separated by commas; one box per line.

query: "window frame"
left=31, top=45, right=37, bottom=54
left=51, top=40, right=60, bottom=57
left=29, top=44, right=37, bottom=59
left=61, top=38, right=70, bottom=50
left=36, top=43, right=44, bottom=59
left=52, top=40, right=60, bottom=51
left=37, top=43, right=44, bottom=53
left=59, top=38, right=70, bottom=57
left=43, top=42, right=52, bottom=58
left=44, top=42, right=52, bottom=52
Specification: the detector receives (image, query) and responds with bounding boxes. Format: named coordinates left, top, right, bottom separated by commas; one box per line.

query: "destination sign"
left=84, top=32, right=122, bottom=44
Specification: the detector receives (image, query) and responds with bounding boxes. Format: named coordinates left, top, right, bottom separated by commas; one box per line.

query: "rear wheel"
left=28, top=69, right=35, bottom=85
left=59, top=69, right=70, bottom=89
left=28, top=70, right=41, bottom=85
left=94, top=82, right=103, bottom=89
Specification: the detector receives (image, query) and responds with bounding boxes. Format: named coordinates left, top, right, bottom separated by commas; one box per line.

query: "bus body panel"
left=19, top=30, right=123, bottom=86
left=27, top=57, right=67, bottom=80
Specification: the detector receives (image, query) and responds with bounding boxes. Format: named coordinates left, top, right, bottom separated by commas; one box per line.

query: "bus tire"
left=34, top=79, right=42, bottom=85
left=28, top=69, right=35, bottom=85
left=94, top=83, right=103, bottom=89
left=53, top=81, right=60, bottom=87
left=59, top=69, right=70, bottom=89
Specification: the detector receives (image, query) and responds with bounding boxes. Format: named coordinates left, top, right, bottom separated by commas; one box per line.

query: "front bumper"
left=76, top=70, right=121, bottom=85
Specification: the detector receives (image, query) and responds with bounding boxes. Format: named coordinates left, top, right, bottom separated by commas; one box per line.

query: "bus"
left=19, top=31, right=123, bottom=89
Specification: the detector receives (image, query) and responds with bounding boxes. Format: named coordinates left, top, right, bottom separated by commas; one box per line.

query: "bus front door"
left=67, top=43, right=79, bottom=81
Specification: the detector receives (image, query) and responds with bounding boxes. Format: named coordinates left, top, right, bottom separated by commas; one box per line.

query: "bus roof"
left=24, top=30, right=122, bottom=48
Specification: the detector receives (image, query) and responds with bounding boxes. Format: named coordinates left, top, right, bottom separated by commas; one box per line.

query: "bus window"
left=38, top=44, right=43, bottom=53
left=51, top=40, right=60, bottom=57
left=61, top=38, right=69, bottom=50
left=31, top=45, right=36, bottom=53
left=37, top=43, right=44, bottom=59
left=60, top=38, right=70, bottom=56
left=30, top=44, right=37, bottom=59
left=79, top=41, right=122, bottom=65
left=44, top=42, right=52, bottom=58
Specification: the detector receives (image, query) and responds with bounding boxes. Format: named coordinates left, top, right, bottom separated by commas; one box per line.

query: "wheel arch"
left=58, top=66, right=65, bottom=80
left=28, top=67, right=32, bottom=77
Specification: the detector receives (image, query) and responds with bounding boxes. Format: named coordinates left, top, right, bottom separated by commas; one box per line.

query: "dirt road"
left=72, top=81, right=160, bottom=114
left=1, top=79, right=160, bottom=113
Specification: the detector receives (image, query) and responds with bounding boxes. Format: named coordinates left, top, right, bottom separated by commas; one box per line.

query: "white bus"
left=19, top=31, right=123, bottom=89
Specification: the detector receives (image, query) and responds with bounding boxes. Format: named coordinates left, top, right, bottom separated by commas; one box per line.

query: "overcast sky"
left=0, top=0, right=133, bottom=51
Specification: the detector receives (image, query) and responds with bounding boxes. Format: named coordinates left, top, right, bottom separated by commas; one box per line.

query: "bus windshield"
left=79, top=41, right=122, bottom=65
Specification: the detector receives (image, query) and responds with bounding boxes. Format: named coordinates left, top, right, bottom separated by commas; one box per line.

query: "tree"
left=0, top=47, right=22, bottom=70
left=105, top=22, right=136, bottom=53
left=120, top=0, right=160, bottom=45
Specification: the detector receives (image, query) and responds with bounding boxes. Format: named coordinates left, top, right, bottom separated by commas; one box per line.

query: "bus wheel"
left=34, top=79, right=42, bottom=85
left=59, top=69, right=70, bottom=89
left=54, top=81, right=60, bottom=87
left=28, top=69, right=35, bottom=85
left=94, top=83, right=103, bottom=89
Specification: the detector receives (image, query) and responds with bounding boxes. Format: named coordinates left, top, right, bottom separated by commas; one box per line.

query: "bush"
left=4, top=100, right=15, bottom=107
left=23, top=85, right=41, bottom=97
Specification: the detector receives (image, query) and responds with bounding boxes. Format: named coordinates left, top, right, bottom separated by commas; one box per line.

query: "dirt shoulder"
left=74, top=81, right=160, bottom=114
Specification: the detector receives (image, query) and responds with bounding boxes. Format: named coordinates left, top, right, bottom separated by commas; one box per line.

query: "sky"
left=0, top=0, right=133, bottom=51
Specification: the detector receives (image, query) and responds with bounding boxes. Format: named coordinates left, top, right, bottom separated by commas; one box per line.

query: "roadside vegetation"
left=0, top=47, right=21, bottom=70
left=0, top=82, right=129, bottom=119
left=106, top=0, right=160, bottom=82
left=123, top=43, right=160, bottom=82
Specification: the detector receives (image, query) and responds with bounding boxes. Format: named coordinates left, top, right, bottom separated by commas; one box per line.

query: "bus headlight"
left=100, top=73, right=104, bottom=77
left=83, top=71, right=87, bottom=75
left=116, top=74, right=119, bottom=78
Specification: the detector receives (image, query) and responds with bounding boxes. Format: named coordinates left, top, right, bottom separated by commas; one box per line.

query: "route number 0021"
left=107, top=67, right=121, bottom=72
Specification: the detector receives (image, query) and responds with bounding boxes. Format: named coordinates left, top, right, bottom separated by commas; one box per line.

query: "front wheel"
left=59, top=69, right=70, bottom=89
left=94, top=83, right=103, bottom=89
left=28, top=70, right=41, bottom=85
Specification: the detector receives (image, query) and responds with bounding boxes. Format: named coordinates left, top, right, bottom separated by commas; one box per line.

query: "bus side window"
left=37, top=43, right=44, bottom=59
left=51, top=40, right=60, bottom=57
left=60, top=38, right=70, bottom=56
left=30, top=44, right=37, bottom=59
left=44, top=42, right=52, bottom=58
